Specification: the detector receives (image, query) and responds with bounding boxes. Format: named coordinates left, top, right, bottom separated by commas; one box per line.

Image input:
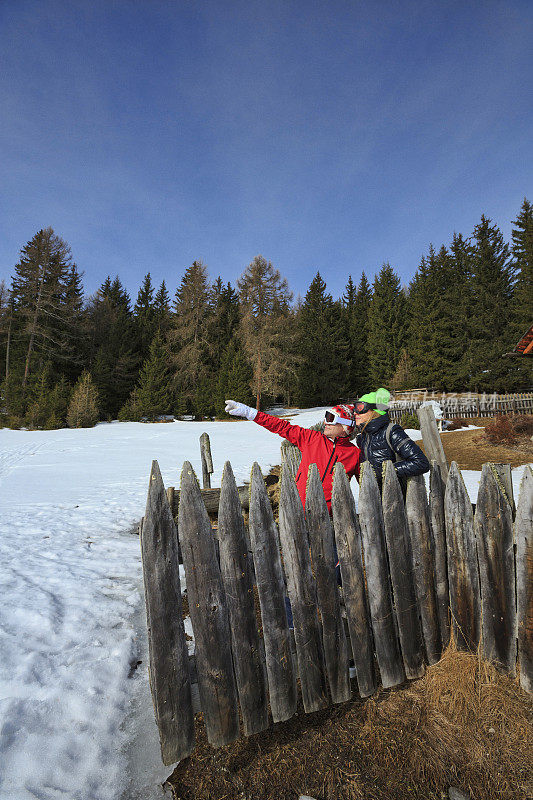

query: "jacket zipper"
left=321, top=442, right=337, bottom=482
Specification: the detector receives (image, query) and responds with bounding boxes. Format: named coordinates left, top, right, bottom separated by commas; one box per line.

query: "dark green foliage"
left=2, top=203, right=532, bottom=430
left=67, top=371, right=99, bottom=428
left=462, top=216, right=516, bottom=390
left=296, top=272, right=346, bottom=406
left=121, top=331, right=174, bottom=421
left=400, top=411, right=420, bottom=430
left=367, top=263, right=406, bottom=386
left=215, top=338, right=254, bottom=417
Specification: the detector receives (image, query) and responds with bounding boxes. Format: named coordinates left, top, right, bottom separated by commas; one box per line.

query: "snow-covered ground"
left=0, top=411, right=529, bottom=800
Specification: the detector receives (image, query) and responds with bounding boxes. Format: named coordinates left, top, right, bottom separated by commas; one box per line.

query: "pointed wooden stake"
left=178, top=461, right=239, bottom=747
left=429, top=461, right=450, bottom=648
left=248, top=462, right=297, bottom=723
left=218, top=461, right=269, bottom=736
left=358, top=463, right=405, bottom=689
left=516, top=465, right=533, bottom=694
left=444, top=462, right=480, bottom=652
left=406, top=474, right=441, bottom=665
left=382, top=462, right=425, bottom=678
left=141, top=460, right=194, bottom=765
left=475, top=463, right=516, bottom=675
left=279, top=466, right=328, bottom=713
left=305, top=464, right=351, bottom=703
left=332, top=463, right=377, bottom=698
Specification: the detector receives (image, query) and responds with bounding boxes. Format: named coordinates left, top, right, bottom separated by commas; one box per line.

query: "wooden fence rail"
left=388, top=392, right=533, bottom=422
left=140, top=458, right=533, bottom=764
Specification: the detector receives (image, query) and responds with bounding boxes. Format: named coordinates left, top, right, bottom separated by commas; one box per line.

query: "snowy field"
left=0, top=411, right=529, bottom=800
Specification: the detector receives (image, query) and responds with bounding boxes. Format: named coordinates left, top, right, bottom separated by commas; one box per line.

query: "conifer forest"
left=1, top=200, right=532, bottom=429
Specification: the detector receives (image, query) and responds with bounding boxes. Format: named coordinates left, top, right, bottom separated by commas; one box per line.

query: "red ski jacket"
left=254, top=411, right=361, bottom=511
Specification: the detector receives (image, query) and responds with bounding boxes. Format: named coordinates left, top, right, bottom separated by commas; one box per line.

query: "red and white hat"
left=324, top=404, right=356, bottom=428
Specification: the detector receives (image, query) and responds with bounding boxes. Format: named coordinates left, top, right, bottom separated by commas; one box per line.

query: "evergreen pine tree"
left=237, top=255, right=293, bottom=410
left=153, top=280, right=171, bottom=333
left=463, top=216, right=515, bottom=390
left=132, top=331, right=173, bottom=420
left=67, top=371, right=99, bottom=428
left=296, top=272, right=344, bottom=406
left=353, top=272, right=372, bottom=393
left=215, top=338, right=254, bottom=416
left=367, top=264, right=406, bottom=386
left=169, top=261, right=211, bottom=413
left=86, top=276, right=140, bottom=417
left=511, top=198, right=533, bottom=338
left=133, top=273, right=156, bottom=363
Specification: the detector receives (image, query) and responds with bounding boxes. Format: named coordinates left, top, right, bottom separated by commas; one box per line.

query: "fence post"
left=406, top=474, right=442, bottom=664
left=218, top=461, right=269, bottom=736
left=444, top=462, right=480, bottom=651
left=475, top=464, right=516, bottom=675
left=358, top=463, right=405, bottom=688
left=248, top=462, right=297, bottom=723
left=417, top=405, right=449, bottom=484
left=429, top=462, right=450, bottom=649
left=279, top=467, right=328, bottom=713
left=140, top=460, right=194, bottom=765
left=199, top=432, right=213, bottom=489
left=178, top=462, right=239, bottom=747
left=331, top=463, right=377, bottom=698
left=516, top=465, right=533, bottom=694
left=381, top=461, right=425, bottom=678
left=305, top=464, right=351, bottom=704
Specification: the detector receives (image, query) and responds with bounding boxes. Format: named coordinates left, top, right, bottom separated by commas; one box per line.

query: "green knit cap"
left=358, top=387, right=391, bottom=415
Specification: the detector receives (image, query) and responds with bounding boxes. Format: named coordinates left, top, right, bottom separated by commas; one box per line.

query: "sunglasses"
left=353, top=401, right=377, bottom=414
left=324, top=411, right=355, bottom=426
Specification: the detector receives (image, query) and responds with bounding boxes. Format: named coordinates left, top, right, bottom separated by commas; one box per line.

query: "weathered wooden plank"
left=178, top=461, right=239, bottom=747
left=218, top=461, right=269, bottom=736
left=168, top=485, right=250, bottom=515
left=429, top=461, right=450, bottom=648
left=381, top=461, right=425, bottom=678
left=331, top=463, right=377, bottom=698
left=279, top=467, right=328, bottom=713
left=417, top=405, right=449, bottom=484
left=248, top=462, right=297, bottom=722
left=489, top=462, right=516, bottom=519
left=358, top=462, right=405, bottom=689
left=140, top=460, right=194, bottom=765
left=281, top=440, right=301, bottom=482
left=475, top=464, right=516, bottom=675
left=200, top=432, right=213, bottom=489
left=516, top=465, right=533, bottom=694
left=406, top=474, right=441, bottom=665
left=444, top=461, right=480, bottom=652
left=305, top=464, right=351, bottom=704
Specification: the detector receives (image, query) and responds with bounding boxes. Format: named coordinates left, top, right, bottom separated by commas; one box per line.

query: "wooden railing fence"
left=388, top=391, right=533, bottom=421
left=140, top=448, right=532, bottom=765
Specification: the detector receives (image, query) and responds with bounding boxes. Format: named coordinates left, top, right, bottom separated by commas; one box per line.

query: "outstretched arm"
left=225, top=400, right=317, bottom=450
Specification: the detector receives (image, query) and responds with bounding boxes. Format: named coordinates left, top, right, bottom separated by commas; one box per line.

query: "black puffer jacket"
left=356, top=413, right=430, bottom=488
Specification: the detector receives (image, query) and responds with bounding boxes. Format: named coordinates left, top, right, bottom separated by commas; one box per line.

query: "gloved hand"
left=224, top=400, right=257, bottom=421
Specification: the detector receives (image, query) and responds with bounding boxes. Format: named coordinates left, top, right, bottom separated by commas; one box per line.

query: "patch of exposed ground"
left=167, top=643, right=533, bottom=800
left=419, top=427, right=533, bottom=470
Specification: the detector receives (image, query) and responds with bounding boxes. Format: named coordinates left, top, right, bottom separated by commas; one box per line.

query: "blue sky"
left=1, top=0, right=532, bottom=303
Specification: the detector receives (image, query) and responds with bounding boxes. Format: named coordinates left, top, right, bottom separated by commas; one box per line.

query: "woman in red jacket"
left=224, top=400, right=360, bottom=511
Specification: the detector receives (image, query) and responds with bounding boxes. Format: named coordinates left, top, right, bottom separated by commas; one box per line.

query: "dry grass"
left=166, top=642, right=532, bottom=800
left=420, top=426, right=533, bottom=470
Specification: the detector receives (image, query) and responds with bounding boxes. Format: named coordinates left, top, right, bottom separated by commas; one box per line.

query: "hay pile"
left=167, top=643, right=532, bottom=800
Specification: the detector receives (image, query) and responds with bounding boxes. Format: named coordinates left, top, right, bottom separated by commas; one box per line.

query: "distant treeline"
left=0, top=199, right=531, bottom=429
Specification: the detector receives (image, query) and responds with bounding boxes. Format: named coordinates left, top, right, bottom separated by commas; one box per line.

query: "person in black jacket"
left=354, top=388, right=430, bottom=490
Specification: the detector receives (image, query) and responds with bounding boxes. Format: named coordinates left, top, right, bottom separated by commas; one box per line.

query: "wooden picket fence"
left=140, top=455, right=533, bottom=766
left=388, top=391, right=533, bottom=422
